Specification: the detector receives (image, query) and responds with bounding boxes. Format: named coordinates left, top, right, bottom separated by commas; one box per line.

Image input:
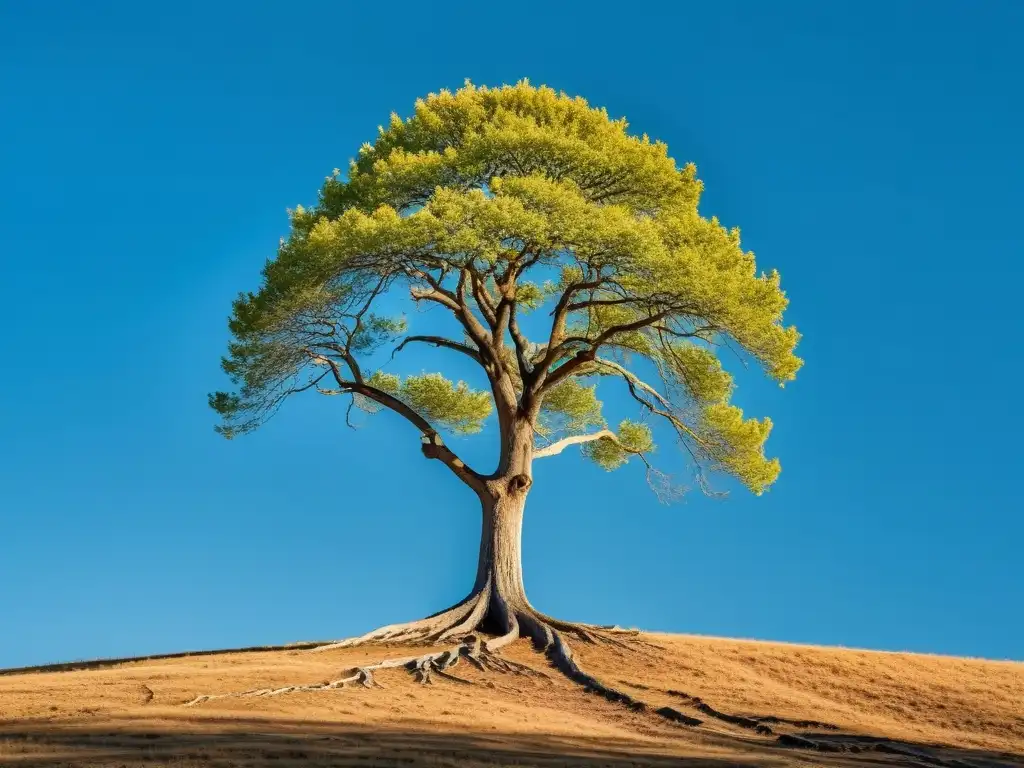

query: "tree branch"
left=342, top=274, right=391, bottom=370
left=407, top=268, right=512, bottom=410
left=311, top=342, right=365, bottom=383
left=565, top=296, right=640, bottom=312
left=351, top=382, right=487, bottom=492
left=364, top=384, right=487, bottom=491
left=456, top=268, right=520, bottom=430
left=533, top=429, right=616, bottom=459
left=592, top=357, right=717, bottom=458
left=452, top=268, right=499, bottom=357
left=391, top=335, right=483, bottom=364
left=410, top=285, right=461, bottom=312
left=533, top=426, right=664, bottom=498
left=405, top=264, right=519, bottom=439
left=303, top=349, right=354, bottom=386
left=592, top=357, right=672, bottom=408
left=303, top=347, right=485, bottom=492
left=538, top=309, right=674, bottom=393
left=508, top=302, right=533, bottom=379
left=469, top=271, right=498, bottom=328
left=282, top=370, right=331, bottom=398
left=530, top=279, right=607, bottom=390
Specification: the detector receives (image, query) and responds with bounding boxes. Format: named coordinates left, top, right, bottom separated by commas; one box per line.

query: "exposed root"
left=509, top=612, right=710, bottom=729
left=484, top=613, right=520, bottom=653
left=662, top=689, right=840, bottom=735
left=515, top=616, right=841, bottom=740
left=777, top=734, right=846, bottom=753
left=183, top=663, right=384, bottom=707
left=655, top=706, right=704, bottom=726
left=310, top=582, right=658, bottom=656
left=774, top=733, right=960, bottom=763
left=748, top=714, right=840, bottom=731
left=437, top=586, right=492, bottom=641
left=528, top=612, right=663, bottom=654
left=183, top=602, right=786, bottom=745
left=181, top=601, right=816, bottom=749
left=310, top=587, right=491, bottom=652
left=663, top=690, right=772, bottom=733
left=183, top=633, right=543, bottom=707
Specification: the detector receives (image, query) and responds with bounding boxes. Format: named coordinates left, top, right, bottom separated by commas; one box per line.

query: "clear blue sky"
left=2, top=1, right=1022, bottom=669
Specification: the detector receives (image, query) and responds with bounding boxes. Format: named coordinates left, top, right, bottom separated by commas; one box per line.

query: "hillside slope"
left=1, top=633, right=1021, bottom=767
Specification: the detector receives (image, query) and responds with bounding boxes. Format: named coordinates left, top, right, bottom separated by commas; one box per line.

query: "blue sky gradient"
left=1, top=1, right=1022, bottom=668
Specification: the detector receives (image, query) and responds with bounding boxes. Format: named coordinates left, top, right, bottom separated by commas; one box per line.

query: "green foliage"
left=365, top=371, right=492, bottom=434
left=514, top=281, right=545, bottom=310
left=211, top=80, right=802, bottom=497
left=400, top=374, right=492, bottom=434
left=618, top=420, right=655, bottom=454
left=663, top=343, right=733, bottom=403
left=582, top=420, right=654, bottom=470
left=539, top=378, right=603, bottom=434
left=365, top=370, right=401, bottom=394
left=581, top=436, right=625, bottom=470
left=696, top=404, right=779, bottom=495
left=351, top=315, right=408, bottom=352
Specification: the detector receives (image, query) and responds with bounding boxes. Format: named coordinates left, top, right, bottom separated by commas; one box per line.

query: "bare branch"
left=406, top=267, right=456, bottom=298
left=592, top=357, right=673, bottom=408
left=592, top=357, right=718, bottom=467
left=283, top=370, right=331, bottom=397
left=532, top=425, right=676, bottom=500
left=565, top=296, right=640, bottom=312
left=306, top=342, right=364, bottom=383
left=508, top=302, right=532, bottom=379
left=303, top=349, right=350, bottom=388
left=406, top=267, right=516, bottom=422
left=392, top=335, right=482, bottom=364
left=410, top=285, right=461, bottom=312
left=538, top=309, right=674, bottom=393
left=343, top=274, right=391, bottom=364
left=510, top=248, right=543, bottom=281
left=530, top=279, right=608, bottom=389
left=469, top=271, right=498, bottom=328
left=456, top=268, right=521, bottom=429
left=533, top=429, right=616, bottom=459
left=458, top=269, right=498, bottom=342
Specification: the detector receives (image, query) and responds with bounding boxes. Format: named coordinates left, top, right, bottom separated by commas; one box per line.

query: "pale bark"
left=474, top=487, right=529, bottom=647
left=533, top=430, right=616, bottom=459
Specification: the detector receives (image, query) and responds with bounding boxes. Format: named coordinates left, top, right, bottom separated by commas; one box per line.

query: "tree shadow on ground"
left=779, top=731, right=1024, bottom=768
left=0, top=717, right=1021, bottom=768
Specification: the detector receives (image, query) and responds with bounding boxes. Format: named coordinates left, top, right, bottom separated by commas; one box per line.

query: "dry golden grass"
left=1, top=633, right=1021, bottom=767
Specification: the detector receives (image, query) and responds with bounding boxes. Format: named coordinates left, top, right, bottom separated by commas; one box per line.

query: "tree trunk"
left=475, top=488, right=530, bottom=634
left=470, top=415, right=536, bottom=633
left=272, top=412, right=662, bottom=718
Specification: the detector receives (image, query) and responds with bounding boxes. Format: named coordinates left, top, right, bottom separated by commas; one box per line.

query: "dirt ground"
left=2, top=632, right=1021, bottom=767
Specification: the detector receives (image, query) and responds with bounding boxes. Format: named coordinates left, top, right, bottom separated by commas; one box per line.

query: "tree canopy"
left=210, top=81, right=802, bottom=497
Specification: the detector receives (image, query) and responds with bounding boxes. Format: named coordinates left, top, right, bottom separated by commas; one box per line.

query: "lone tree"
left=208, top=81, right=801, bottom=697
